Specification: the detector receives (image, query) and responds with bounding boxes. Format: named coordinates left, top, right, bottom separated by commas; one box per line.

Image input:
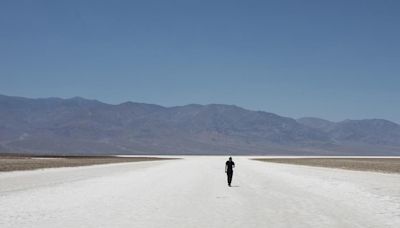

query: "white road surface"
left=1, top=156, right=400, bottom=228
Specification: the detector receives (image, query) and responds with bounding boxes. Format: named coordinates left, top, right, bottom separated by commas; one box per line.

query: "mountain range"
left=1, top=94, right=399, bottom=155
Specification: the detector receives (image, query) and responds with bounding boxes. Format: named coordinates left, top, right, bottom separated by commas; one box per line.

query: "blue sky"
left=1, top=0, right=399, bottom=122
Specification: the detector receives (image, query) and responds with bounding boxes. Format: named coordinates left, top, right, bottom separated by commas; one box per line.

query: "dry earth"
left=0, top=155, right=173, bottom=172
left=1, top=156, right=400, bottom=228
left=254, top=158, right=400, bottom=173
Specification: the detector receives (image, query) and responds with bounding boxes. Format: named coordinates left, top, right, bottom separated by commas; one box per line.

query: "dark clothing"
left=225, top=161, right=235, bottom=172
left=225, top=160, right=235, bottom=186
left=227, top=171, right=233, bottom=185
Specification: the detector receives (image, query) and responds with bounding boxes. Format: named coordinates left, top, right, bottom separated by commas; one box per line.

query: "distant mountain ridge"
left=1, top=94, right=399, bottom=155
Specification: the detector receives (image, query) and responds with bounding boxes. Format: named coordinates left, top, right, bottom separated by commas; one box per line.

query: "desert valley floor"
left=1, top=156, right=400, bottom=228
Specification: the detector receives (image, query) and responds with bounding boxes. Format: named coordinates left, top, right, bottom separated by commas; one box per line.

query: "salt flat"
left=1, top=156, right=400, bottom=228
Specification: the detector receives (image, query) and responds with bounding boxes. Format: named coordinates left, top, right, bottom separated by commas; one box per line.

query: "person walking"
left=225, top=157, right=235, bottom=187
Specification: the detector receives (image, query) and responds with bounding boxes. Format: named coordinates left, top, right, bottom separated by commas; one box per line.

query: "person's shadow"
left=230, top=185, right=240, bottom=187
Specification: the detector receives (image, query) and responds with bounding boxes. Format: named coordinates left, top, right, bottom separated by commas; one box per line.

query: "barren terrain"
left=254, top=157, right=400, bottom=173
left=0, top=155, right=171, bottom=172
left=1, top=156, right=399, bottom=227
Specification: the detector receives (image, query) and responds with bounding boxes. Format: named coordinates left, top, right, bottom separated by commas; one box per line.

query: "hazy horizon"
left=2, top=2, right=400, bottom=227
left=1, top=0, right=399, bottom=122
left=2, top=93, right=400, bottom=124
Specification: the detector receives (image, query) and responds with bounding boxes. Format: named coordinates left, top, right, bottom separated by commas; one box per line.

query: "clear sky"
left=1, top=0, right=399, bottom=123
